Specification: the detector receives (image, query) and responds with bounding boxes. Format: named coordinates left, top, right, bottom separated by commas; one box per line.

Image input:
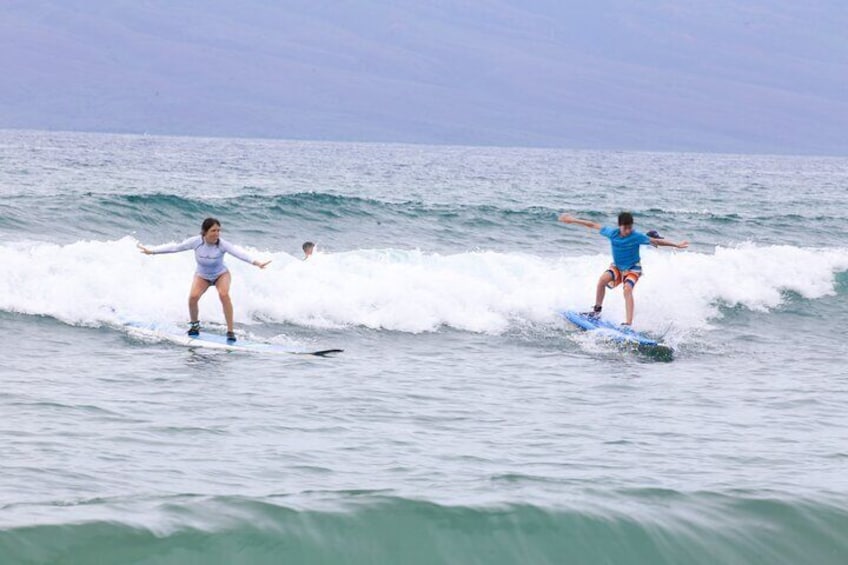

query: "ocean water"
left=1, top=129, right=847, bottom=564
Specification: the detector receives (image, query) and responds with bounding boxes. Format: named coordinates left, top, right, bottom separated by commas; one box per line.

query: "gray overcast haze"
left=2, top=0, right=846, bottom=154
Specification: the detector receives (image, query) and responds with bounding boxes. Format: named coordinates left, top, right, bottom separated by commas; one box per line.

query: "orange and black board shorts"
left=605, top=263, right=642, bottom=289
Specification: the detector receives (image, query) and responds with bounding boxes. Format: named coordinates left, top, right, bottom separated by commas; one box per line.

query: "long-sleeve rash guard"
left=147, top=236, right=255, bottom=281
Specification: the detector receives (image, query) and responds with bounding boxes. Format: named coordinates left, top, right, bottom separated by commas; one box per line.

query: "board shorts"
left=605, top=263, right=642, bottom=289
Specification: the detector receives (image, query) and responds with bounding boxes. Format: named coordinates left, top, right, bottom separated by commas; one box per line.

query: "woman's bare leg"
left=188, top=275, right=212, bottom=323
left=214, top=271, right=234, bottom=333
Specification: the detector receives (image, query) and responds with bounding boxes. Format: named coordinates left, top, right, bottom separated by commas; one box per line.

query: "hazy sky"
left=2, top=0, right=846, bottom=154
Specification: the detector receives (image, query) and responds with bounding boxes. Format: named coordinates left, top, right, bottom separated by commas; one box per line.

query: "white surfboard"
left=125, top=322, right=343, bottom=357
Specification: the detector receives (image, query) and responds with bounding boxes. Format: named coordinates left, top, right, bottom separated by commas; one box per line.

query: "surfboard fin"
left=309, top=348, right=344, bottom=357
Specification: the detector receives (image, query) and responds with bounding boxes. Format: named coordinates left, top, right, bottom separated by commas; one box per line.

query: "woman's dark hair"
left=201, top=217, right=221, bottom=241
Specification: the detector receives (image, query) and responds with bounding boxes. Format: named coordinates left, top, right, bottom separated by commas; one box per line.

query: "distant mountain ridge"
left=2, top=0, right=846, bottom=154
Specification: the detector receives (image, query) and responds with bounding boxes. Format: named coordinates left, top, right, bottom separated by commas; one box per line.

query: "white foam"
left=1, top=237, right=847, bottom=335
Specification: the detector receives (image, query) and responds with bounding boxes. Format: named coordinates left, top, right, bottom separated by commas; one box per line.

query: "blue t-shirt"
left=600, top=226, right=651, bottom=270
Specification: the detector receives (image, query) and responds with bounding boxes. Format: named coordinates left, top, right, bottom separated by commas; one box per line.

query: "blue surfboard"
left=560, top=310, right=673, bottom=359
left=125, top=322, right=343, bottom=357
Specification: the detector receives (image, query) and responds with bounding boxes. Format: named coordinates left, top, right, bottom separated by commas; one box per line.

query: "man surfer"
left=558, top=212, right=688, bottom=327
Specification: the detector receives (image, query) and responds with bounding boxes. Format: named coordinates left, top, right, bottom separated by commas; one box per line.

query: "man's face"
left=619, top=223, right=633, bottom=236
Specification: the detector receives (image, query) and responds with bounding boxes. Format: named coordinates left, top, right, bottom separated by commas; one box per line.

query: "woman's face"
left=203, top=224, right=221, bottom=242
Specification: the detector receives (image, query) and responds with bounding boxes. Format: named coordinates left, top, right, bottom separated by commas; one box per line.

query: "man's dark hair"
left=618, top=212, right=634, bottom=226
